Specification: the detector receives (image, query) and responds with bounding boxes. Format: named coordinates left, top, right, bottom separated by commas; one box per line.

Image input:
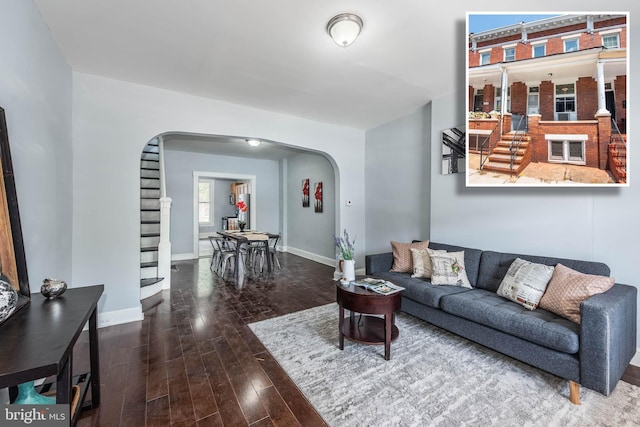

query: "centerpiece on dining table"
left=236, top=200, right=248, bottom=231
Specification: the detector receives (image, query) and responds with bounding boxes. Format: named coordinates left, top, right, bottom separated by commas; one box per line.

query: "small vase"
left=239, top=223, right=246, bottom=232
left=339, top=259, right=356, bottom=282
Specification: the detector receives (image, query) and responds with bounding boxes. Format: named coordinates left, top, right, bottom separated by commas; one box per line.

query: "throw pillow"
left=539, top=263, right=615, bottom=324
left=429, top=249, right=472, bottom=288
left=390, top=240, right=430, bottom=273
left=496, top=258, right=554, bottom=310
left=410, top=248, right=445, bottom=278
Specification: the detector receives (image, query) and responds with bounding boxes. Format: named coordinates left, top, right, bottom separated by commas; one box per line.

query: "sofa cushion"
left=429, top=250, right=472, bottom=288
left=496, top=258, right=554, bottom=310
left=371, top=271, right=470, bottom=308
left=390, top=240, right=430, bottom=272
left=477, top=250, right=610, bottom=293
left=410, top=248, right=445, bottom=278
left=539, top=263, right=615, bottom=324
left=428, top=242, right=482, bottom=287
left=440, top=289, right=580, bottom=354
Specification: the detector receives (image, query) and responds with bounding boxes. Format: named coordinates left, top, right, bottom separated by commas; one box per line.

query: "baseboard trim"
left=172, top=253, right=195, bottom=261
left=631, top=350, right=640, bottom=367
left=141, top=279, right=165, bottom=300
left=97, top=305, right=144, bottom=329
left=284, top=246, right=335, bottom=267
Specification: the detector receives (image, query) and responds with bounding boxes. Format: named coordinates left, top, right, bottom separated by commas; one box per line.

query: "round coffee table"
left=336, top=280, right=402, bottom=360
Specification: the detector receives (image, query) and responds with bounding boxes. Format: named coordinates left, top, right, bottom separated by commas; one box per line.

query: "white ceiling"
left=33, top=0, right=461, bottom=131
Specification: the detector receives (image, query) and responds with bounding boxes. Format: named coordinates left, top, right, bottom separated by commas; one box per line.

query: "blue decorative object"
left=14, top=381, right=56, bottom=404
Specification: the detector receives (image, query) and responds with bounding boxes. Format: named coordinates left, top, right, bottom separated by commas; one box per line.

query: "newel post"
left=158, top=197, right=172, bottom=289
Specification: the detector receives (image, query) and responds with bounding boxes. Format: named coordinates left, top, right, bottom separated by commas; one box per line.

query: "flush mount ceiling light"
left=246, top=139, right=261, bottom=147
left=327, top=13, right=363, bottom=47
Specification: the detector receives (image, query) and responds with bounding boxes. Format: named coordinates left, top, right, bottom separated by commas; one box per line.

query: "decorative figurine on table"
left=41, top=278, right=67, bottom=299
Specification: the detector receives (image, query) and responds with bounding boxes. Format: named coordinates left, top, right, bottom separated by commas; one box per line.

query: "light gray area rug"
left=249, top=303, right=640, bottom=426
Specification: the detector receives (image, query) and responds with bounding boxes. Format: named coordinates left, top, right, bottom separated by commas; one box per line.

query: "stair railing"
left=611, top=117, right=626, bottom=144
left=479, top=120, right=500, bottom=170
left=509, top=115, right=527, bottom=177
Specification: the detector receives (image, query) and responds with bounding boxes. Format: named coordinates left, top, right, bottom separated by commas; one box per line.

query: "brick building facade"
left=467, top=14, right=627, bottom=180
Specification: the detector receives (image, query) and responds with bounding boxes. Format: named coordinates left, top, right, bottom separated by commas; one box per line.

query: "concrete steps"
left=481, top=134, right=531, bottom=175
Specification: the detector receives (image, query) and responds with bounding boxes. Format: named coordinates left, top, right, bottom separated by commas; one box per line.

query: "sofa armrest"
left=580, top=283, right=637, bottom=395
left=365, top=252, right=393, bottom=275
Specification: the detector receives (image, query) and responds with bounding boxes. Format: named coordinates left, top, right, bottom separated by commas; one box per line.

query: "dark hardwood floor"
left=71, top=252, right=640, bottom=426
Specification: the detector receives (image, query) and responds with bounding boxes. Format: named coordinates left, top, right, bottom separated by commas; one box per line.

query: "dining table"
left=217, top=230, right=278, bottom=282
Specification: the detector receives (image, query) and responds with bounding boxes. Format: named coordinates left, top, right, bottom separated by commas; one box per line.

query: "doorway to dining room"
left=192, top=172, right=257, bottom=259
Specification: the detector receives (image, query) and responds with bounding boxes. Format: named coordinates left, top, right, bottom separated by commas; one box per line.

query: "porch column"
left=500, top=67, right=508, bottom=134
left=596, top=61, right=609, bottom=115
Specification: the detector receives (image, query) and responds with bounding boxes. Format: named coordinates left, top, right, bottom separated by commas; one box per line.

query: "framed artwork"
left=314, top=182, right=323, bottom=213
left=302, top=178, right=310, bottom=207
left=466, top=12, right=629, bottom=187
left=0, top=106, right=30, bottom=325
left=228, top=192, right=236, bottom=205
left=442, top=126, right=466, bottom=174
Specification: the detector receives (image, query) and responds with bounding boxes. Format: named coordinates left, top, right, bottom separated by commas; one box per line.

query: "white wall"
left=365, top=107, right=430, bottom=254
left=0, top=1, right=73, bottom=288
left=72, top=73, right=365, bottom=318
left=164, top=150, right=280, bottom=255
left=286, top=152, right=336, bottom=260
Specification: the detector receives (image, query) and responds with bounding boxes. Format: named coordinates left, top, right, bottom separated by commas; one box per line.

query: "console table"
left=0, top=285, right=103, bottom=425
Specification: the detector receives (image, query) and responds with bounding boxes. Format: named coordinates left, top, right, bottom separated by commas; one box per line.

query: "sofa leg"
left=569, top=381, right=580, bottom=405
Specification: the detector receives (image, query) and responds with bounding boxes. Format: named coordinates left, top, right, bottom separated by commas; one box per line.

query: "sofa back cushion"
left=428, top=242, right=482, bottom=287
left=478, top=250, right=611, bottom=293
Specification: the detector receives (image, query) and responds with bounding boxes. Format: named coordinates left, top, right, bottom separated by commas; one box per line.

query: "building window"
left=555, top=83, right=576, bottom=120
left=532, top=43, right=546, bottom=58
left=602, top=33, right=620, bottom=49
left=480, top=51, right=491, bottom=65
left=564, top=38, right=579, bottom=53
left=549, top=140, right=585, bottom=164
left=527, top=86, right=540, bottom=114
left=504, top=47, right=515, bottom=62
left=198, top=180, right=213, bottom=225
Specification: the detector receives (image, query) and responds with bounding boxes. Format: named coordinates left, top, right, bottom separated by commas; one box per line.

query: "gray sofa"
left=365, top=241, right=637, bottom=403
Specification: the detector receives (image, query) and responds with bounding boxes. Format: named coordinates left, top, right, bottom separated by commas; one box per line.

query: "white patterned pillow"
left=429, top=249, right=472, bottom=288
left=410, top=248, right=446, bottom=278
left=497, top=258, right=554, bottom=310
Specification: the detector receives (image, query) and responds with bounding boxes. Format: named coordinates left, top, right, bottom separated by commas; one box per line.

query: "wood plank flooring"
left=71, top=253, right=640, bottom=426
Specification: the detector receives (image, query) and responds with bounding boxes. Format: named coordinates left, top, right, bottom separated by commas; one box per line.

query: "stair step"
left=141, top=261, right=159, bottom=269
left=487, top=154, right=524, bottom=164
left=492, top=147, right=527, bottom=156
left=141, top=220, right=160, bottom=224
left=141, top=277, right=164, bottom=288
left=482, top=161, right=526, bottom=174
left=497, top=141, right=529, bottom=148
left=141, top=232, right=161, bottom=238
left=141, top=246, right=158, bottom=253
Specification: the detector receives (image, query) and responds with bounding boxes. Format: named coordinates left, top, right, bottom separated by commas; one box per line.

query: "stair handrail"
left=479, top=120, right=500, bottom=170
left=509, top=115, right=527, bottom=177
left=611, top=117, right=626, bottom=144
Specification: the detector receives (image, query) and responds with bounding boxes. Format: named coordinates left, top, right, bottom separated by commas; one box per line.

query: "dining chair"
left=208, top=236, right=224, bottom=271
left=253, top=234, right=281, bottom=272
left=215, top=237, right=237, bottom=277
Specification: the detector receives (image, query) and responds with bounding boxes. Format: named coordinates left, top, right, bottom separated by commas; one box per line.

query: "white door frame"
left=193, top=171, right=257, bottom=258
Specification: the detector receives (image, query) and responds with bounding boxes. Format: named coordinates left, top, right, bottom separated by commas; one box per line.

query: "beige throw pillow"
left=410, top=248, right=445, bottom=278
left=496, top=258, right=554, bottom=310
left=539, top=263, right=615, bottom=324
left=429, top=249, right=472, bottom=288
left=390, top=240, right=430, bottom=273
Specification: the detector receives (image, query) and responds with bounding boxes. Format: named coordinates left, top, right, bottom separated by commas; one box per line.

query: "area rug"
left=249, top=303, right=640, bottom=426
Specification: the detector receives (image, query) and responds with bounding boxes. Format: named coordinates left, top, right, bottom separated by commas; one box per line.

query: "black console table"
left=0, top=285, right=103, bottom=425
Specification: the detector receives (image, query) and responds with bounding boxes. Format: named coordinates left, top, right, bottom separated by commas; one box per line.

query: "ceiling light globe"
left=327, top=13, right=363, bottom=47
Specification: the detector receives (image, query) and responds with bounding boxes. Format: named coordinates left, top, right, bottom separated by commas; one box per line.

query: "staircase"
left=481, top=132, right=531, bottom=175
left=608, top=134, right=627, bottom=183
left=140, top=139, right=163, bottom=288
